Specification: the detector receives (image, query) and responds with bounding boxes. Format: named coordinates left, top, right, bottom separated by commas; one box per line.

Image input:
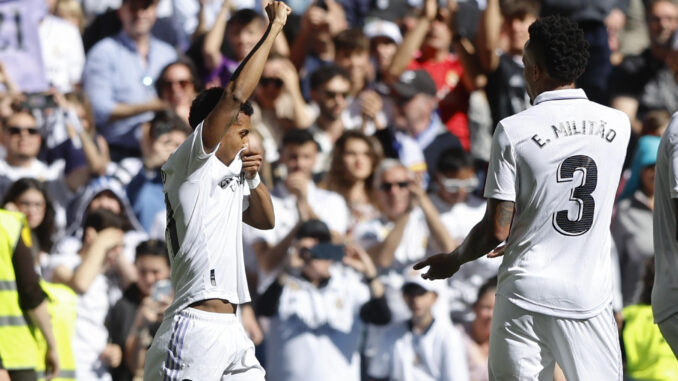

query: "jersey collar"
left=533, top=88, right=588, bottom=105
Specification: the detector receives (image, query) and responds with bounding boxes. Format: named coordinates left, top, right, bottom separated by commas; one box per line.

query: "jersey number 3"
left=553, top=155, right=598, bottom=236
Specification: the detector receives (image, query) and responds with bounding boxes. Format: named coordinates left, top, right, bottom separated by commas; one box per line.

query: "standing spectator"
left=614, top=135, right=660, bottom=306
left=257, top=219, right=391, bottom=381
left=83, top=0, right=177, bottom=160
left=364, top=19, right=402, bottom=85
left=610, top=0, right=678, bottom=133
left=368, top=270, right=469, bottom=381
left=458, top=277, right=496, bottom=381
left=155, top=59, right=202, bottom=125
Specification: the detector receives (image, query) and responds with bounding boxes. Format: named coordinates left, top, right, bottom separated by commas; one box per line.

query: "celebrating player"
left=415, top=16, right=630, bottom=379
left=143, top=2, right=290, bottom=380
left=652, top=111, right=678, bottom=358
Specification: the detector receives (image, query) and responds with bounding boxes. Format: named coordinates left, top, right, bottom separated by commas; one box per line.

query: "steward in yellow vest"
left=0, top=209, right=59, bottom=380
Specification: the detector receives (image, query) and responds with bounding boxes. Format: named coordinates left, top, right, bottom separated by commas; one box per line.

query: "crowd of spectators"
left=1, top=0, right=678, bottom=379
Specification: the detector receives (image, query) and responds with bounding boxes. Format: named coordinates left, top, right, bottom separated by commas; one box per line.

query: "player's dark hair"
left=149, top=110, right=192, bottom=139
left=226, top=9, right=265, bottom=31
left=309, top=65, right=351, bottom=91
left=475, top=276, right=498, bottom=305
left=188, top=87, right=253, bottom=129
left=334, top=28, right=370, bottom=54
left=281, top=128, right=319, bottom=149
left=436, top=147, right=474, bottom=173
left=83, top=209, right=126, bottom=232
left=135, top=239, right=170, bottom=265
left=296, top=219, right=331, bottom=243
left=527, top=15, right=590, bottom=85
left=501, top=0, right=540, bottom=19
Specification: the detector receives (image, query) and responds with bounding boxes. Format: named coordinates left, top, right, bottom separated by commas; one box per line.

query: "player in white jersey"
left=415, top=15, right=630, bottom=380
left=143, top=3, right=290, bottom=380
left=652, top=111, right=678, bottom=358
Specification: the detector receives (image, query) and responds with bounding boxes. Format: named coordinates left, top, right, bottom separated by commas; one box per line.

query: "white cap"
left=363, top=19, right=403, bottom=45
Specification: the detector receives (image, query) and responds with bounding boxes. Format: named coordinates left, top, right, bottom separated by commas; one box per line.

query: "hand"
left=242, top=147, right=263, bottom=180
left=136, top=297, right=170, bottom=327
left=413, top=252, right=462, bottom=280
left=302, top=4, right=328, bottom=30
left=44, top=347, right=60, bottom=380
left=359, top=90, right=383, bottom=121
left=275, top=59, right=301, bottom=91
left=265, top=1, right=291, bottom=26
left=408, top=178, right=426, bottom=203
left=423, top=0, right=437, bottom=21
left=100, top=343, right=122, bottom=368
left=343, top=244, right=377, bottom=278
left=94, top=228, right=124, bottom=257
left=241, top=305, right=264, bottom=345
left=487, top=243, right=506, bottom=258
left=3, top=201, right=18, bottom=212
left=285, top=171, right=309, bottom=199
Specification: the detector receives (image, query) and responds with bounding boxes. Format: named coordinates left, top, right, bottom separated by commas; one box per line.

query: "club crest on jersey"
left=219, top=173, right=245, bottom=190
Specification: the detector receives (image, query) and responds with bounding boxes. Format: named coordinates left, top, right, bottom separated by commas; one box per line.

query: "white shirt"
left=652, top=111, right=678, bottom=323
left=39, top=15, right=85, bottom=92
left=368, top=319, right=470, bottom=381
left=266, top=265, right=369, bottom=381
left=161, top=122, right=251, bottom=318
left=484, top=89, right=630, bottom=319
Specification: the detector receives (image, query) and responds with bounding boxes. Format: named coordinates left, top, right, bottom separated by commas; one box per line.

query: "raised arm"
left=476, top=0, right=502, bottom=73
left=202, top=0, right=231, bottom=72
left=387, top=0, right=437, bottom=82
left=202, top=2, right=291, bottom=153
left=414, top=198, right=514, bottom=280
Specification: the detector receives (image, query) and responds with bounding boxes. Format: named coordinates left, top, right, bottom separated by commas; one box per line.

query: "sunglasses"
left=260, top=77, right=284, bottom=88
left=380, top=181, right=410, bottom=192
left=324, top=90, right=350, bottom=99
left=6, top=126, right=40, bottom=136
left=440, top=176, right=479, bottom=193
left=161, top=79, right=193, bottom=89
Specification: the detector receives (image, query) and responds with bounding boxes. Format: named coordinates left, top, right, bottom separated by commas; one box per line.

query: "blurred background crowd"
left=0, top=0, right=677, bottom=379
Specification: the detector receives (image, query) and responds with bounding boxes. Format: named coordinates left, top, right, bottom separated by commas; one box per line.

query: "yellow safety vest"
left=0, top=209, right=38, bottom=370
left=34, top=281, right=77, bottom=381
left=623, top=304, right=678, bottom=381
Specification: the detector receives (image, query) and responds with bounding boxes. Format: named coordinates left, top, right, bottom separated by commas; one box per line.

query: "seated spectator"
left=246, top=129, right=349, bottom=291
left=82, top=0, right=177, bottom=160
left=621, top=258, right=678, bottom=380
left=457, top=277, right=496, bottom=381
left=2, top=178, right=57, bottom=269
left=368, top=270, right=469, bottom=381
left=614, top=135, right=660, bottom=306
left=106, top=239, right=170, bottom=381
left=257, top=219, right=391, bottom=381
left=155, top=59, right=202, bottom=124
left=322, top=130, right=383, bottom=233
left=49, top=209, right=131, bottom=381
left=126, top=110, right=191, bottom=232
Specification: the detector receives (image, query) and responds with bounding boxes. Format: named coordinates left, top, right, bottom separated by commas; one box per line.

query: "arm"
left=387, top=0, right=436, bottom=82
left=70, top=228, right=124, bottom=294
left=28, top=301, right=60, bottom=380
left=202, top=2, right=291, bottom=153
left=414, top=198, right=514, bottom=279
left=202, top=0, right=231, bottom=72
left=410, top=184, right=456, bottom=252
left=242, top=148, right=275, bottom=229
left=343, top=245, right=391, bottom=325
left=108, top=99, right=169, bottom=122
left=367, top=212, right=410, bottom=269
left=475, top=0, right=502, bottom=73
left=276, top=59, right=314, bottom=128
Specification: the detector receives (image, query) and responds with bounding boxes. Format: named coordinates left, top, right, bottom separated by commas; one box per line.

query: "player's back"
left=486, top=89, right=630, bottom=319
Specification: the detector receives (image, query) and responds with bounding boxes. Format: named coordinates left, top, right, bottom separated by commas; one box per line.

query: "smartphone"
left=151, top=279, right=173, bottom=302
left=22, top=93, right=57, bottom=110
left=309, top=243, right=345, bottom=261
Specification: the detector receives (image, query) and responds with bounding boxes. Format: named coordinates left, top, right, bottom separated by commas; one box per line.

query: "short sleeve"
left=163, top=121, right=219, bottom=184
left=484, top=123, right=517, bottom=201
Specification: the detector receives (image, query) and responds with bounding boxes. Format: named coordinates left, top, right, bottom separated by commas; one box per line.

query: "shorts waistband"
left=179, top=307, right=239, bottom=323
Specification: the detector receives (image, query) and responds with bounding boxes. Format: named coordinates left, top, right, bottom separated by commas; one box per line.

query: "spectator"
left=126, top=110, right=191, bottom=232
left=368, top=270, right=470, bottom=381
left=82, top=0, right=177, bottom=160
left=641, top=109, right=671, bottom=136
left=323, top=130, right=383, bottom=233
left=155, top=59, right=202, bottom=124
left=610, top=0, right=678, bottom=133
left=364, top=18, right=403, bottom=85
left=257, top=219, right=391, bottom=381
left=614, top=135, right=660, bottom=306
left=106, top=239, right=170, bottom=381
left=621, top=257, right=678, bottom=380
left=476, top=0, right=538, bottom=129
left=49, top=209, right=129, bottom=381
left=55, top=0, right=86, bottom=32
left=246, top=129, right=349, bottom=290
left=458, top=277, right=496, bottom=381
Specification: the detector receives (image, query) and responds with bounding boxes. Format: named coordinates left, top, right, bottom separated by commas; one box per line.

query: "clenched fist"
left=265, top=1, right=292, bottom=26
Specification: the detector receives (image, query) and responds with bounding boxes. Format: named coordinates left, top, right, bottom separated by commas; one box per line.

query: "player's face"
left=341, top=138, right=373, bottom=182
left=282, top=142, right=318, bottom=177
left=15, top=188, right=46, bottom=230
left=221, top=113, right=251, bottom=162
left=377, top=166, right=412, bottom=220
left=118, top=0, right=158, bottom=39
left=3, top=112, right=42, bottom=161
left=403, top=290, right=437, bottom=319
left=136, top=256, right=170, bottom=296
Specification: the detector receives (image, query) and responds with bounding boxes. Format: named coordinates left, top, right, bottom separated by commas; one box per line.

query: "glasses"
left=260, top=77, right=284, bottom=88
left=440, top=176, right=479, bottom=193
left=161, top=79, right=193, bottom=90
left=6, top=126, right=40, bottom=136
left=379, top=181, right=410, bottom=192
left=324, top=90, right=350, bottom=99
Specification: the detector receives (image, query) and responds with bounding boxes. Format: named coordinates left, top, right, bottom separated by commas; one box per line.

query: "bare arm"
left=387, top=0, right=436, bottom=82
left=475, top=0, right=502, bottom=73
left=202, top=0, right=231, bottom=72
left=414, top=198, right=514, bottom=279
left=70, top=228, right=124, bottom=294
left=367, top=212, right=410, bottom=268
left=28, top=301, right=59, bottom=379
left=412, top=188, right=456, bottom=252
left=202, top=2, right=291, bottom=153
left=243, top=183, right=275, bottom=229
left=108, top=99, right=168, bottom=122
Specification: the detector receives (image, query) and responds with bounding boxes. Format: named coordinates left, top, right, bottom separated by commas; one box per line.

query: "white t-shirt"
left=161, top=122, right=251, bottom=318
left=368, top=319, right=470, bottom=381
left=652, top=111, right=678, bottom=323
left=484, top=88, right=630, bottom=319
left=39, top=15, right=85, bottom=93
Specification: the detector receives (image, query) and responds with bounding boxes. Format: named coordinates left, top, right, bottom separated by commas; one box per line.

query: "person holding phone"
left=257, top=219, right=391, bottom=381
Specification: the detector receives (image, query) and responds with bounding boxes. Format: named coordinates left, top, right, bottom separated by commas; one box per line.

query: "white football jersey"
left=161, top=122, right=251, bottom=318
left=652, top=112, right=678, bottom=323
left=485, top=89, right=630, bottom=319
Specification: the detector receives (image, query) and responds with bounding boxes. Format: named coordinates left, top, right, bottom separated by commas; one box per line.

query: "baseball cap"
left=401, top=268, right=443, bottom=295
left=364, top=19, right=403, bottom=44
left=391, top=70, right=437, bottom=100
